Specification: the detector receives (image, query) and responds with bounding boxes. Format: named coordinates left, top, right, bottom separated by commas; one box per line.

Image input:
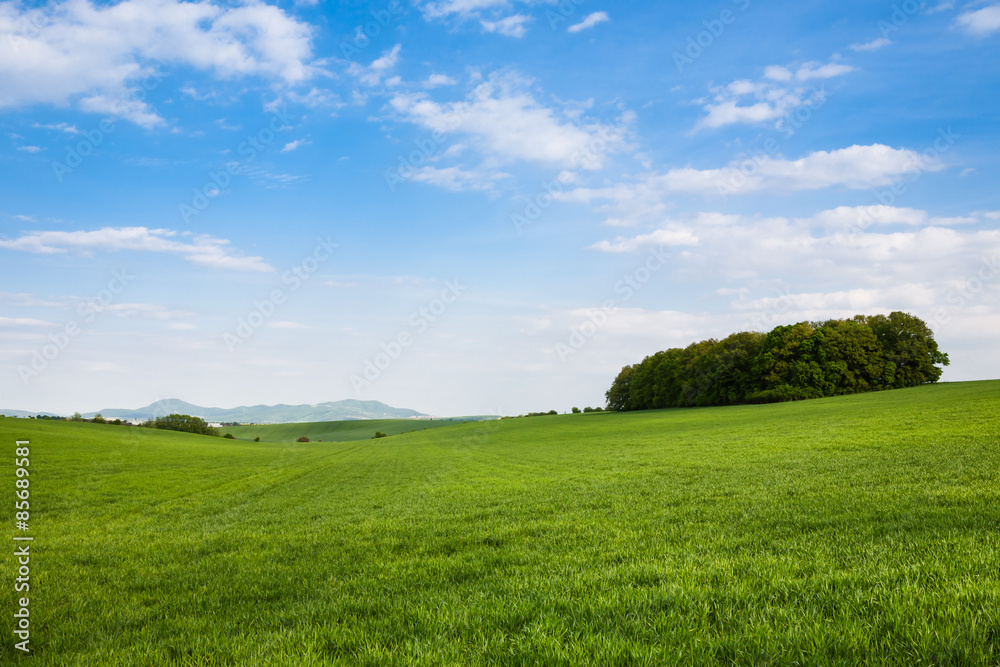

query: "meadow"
left=2, top=380, right=998, bottom=665
left=224, top=418, right=467, bottom=443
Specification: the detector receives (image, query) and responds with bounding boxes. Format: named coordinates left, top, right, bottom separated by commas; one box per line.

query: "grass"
left=2, top=380, right=999, bottom=665
left=224, top=418, right=470, bottom=443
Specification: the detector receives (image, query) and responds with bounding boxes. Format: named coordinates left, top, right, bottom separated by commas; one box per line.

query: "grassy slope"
left=224, top=418, right=469, bottom=443
left=2, top=381, right=998, bottom=665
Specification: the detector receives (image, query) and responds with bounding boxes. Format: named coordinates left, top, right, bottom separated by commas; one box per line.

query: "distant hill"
left=79, top=399, right=428, bottom=424
left=0, top=409, right=65, bottom=419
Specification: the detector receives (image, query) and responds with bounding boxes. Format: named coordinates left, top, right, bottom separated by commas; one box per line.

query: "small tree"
left=297, top=436, right=310, bottom=442
left=71, top=412, right=84, bottom=422
left=223, top=433, right=235, bottom=439
left=253, top=437, right=260, bottom=442
left=373, top=432, right=388, bottom=439
left=92, top=413, right=106, bottom=424
left=571, top=407, right=581, bottom=414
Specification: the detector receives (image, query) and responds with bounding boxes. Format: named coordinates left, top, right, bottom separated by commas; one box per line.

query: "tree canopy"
left=145, top=413, right=219, bottom=436
left=606, top=312, right=948, bottom=412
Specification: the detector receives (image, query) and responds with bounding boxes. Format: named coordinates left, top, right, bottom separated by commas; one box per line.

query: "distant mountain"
left=0, top=409, right=65, bottom=419
left=80, top=399, right=428, bottom=424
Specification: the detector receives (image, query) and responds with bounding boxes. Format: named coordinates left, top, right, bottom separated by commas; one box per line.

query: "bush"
left=297, top=436, right=310, bottom=443
left=253, top=437, right=260, bottom=442
left=571, top=407, right=581, bottom=414
left=223, top=433, right=235, bottom=439
left=373, top=432, right=388, bottom=439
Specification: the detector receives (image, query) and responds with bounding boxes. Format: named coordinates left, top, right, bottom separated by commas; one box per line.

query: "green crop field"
left=3, top=381, right=999, bottom=665
left=224, top=418, right=472, bottom=443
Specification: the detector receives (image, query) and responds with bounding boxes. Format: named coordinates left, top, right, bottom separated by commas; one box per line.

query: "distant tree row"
left=606, top=312, right=949, bottom=412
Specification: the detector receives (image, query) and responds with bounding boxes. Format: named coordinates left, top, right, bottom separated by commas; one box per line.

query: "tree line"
left=606, top=312, right=949, bottom=411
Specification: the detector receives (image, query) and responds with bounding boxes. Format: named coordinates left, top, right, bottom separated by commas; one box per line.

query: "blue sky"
left=1, top=0, right=999, bottom=416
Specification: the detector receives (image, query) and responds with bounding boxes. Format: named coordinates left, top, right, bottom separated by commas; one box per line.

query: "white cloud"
left=102, top=303, right=194, bottom=320
left=0, top=0, right=315, bottom=127
left=696, top=58, right=852, bottom=130
left=955, top=4, right=1000, bottom=35
left=0, top=227, right=273, bottom=272
left=563, top=145, right=936, bottom=219
left=425, top=73, right=457, bottom=88
left=419, top=0, right=513, bottom=19
left=0, top=316, right=55, bottom=327
left=403, top=165, right=510, bottom=192
left=348, top=44, right=401, bottom=86
left=31, top=122, right=80, bottom=134
left=567, top=11, right=609, bottom=33
left=281, top=138, right=311, bottom=152
left=481, top=14, right=531, bottom=37
left=588, top=227, right=699, bottom=253
left=388, top=72, right=629, bottom=170
left=850, top=37, right=893, bottom=51
left=16, top=145, right=41, bottom=152
left=794, top=61, right=855, bottom=81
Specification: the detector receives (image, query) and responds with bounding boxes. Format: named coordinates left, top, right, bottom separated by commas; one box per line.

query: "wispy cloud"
left=849, top=37, right=893, bottom=52
left=567, top=11, right=609, bottom=33
left=481, top=14, right=531, bottom=37
left=0, top=227, right=273, bottom=272
left=281, top=139, right=312, bottom=153
left=389, top=72, right=629, bottom=170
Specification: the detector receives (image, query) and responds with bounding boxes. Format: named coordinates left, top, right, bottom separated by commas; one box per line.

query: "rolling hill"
left=3, top=380, right=998, bottom=664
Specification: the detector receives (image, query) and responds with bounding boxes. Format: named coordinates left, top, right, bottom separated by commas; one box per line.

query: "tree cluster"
left=144, top=413, right=220, bottom=436
left=606, top=312, right=949, bottom=412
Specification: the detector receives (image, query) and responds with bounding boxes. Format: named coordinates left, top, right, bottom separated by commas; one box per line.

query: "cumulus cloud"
left=0, top=0, right=315, bottom=127
left=388, top=72, right=629, bottom=171
left=348, top=44, right=401, bottom=86
left=696, top=58, right=852, bottom=130
left=955, top=4, right=1000, bottom=35
left=0, top=226, right=273, bottom=272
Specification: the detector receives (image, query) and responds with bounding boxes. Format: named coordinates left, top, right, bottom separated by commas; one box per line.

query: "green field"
left=3, top=381, right=999, bottom=665
left=224, top=418, right=472, bottom=443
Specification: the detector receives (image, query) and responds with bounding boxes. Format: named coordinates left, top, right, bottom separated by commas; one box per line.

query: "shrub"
left=373, top=432, right=388, bottom=439
left=223, top=433, right=235, bottom=439
left=253, top=437, right=260, bottom=442
left=297, top=436, right=310, bottom=443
